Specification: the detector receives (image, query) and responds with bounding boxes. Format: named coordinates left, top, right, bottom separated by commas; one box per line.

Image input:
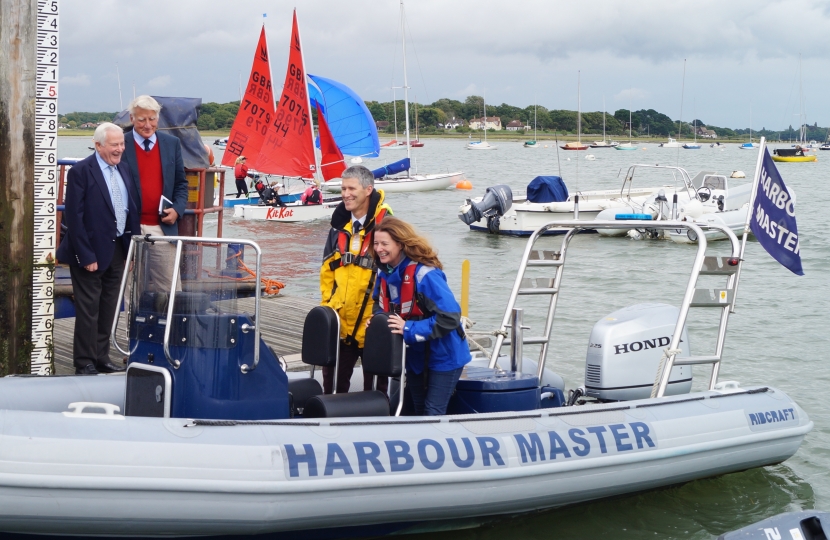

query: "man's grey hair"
left=341, top=165, right=374, bottom=189
left=129, top=95, right=161, bottom=115
left=93, top=122, right=124, bottom=145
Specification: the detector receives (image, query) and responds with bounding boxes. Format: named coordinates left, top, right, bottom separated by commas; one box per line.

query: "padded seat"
left=288, top=378, right=323, bottom=417
left=303, top=391, right=390, bottom=419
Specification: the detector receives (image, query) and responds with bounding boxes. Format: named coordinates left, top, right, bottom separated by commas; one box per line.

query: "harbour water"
left=59, top=136, right=828, bottom=538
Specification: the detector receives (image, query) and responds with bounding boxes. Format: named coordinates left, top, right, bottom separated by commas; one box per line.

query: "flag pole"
left=730, top=135, right=766, bottom=313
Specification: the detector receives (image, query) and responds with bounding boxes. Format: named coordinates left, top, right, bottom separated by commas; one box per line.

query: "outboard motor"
left=584, top=303, right=692, bottom=402
left=459, top=184, right=513, bottom=232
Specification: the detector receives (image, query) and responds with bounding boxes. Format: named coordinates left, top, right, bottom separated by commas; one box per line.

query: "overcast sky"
left=59, top=0, right=830, bottom=131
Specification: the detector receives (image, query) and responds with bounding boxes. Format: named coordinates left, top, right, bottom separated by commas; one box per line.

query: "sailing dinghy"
left=230, top=14, right=335, bottom=223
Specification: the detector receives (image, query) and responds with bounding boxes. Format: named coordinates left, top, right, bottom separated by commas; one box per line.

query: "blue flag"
left=750, top=149, right=803, bottom=275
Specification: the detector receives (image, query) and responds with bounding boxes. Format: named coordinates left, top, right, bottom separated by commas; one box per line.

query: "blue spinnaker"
left=527, top=176, right=568, bottom=203
left=308, top=74, right=380, bottom=158
left=372, top=158, right=410, bottom=179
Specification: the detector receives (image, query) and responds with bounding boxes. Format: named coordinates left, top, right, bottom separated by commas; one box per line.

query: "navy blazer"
left=122, top=130, right=189, bottom=236
left=56, top=153, right=141, bottom=272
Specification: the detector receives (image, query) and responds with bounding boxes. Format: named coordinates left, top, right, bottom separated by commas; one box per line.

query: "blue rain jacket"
left=373, top=257, right=471, bottom=374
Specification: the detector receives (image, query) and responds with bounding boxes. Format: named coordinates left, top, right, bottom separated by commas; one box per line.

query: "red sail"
left=221, top=26, right=276, bottom=169
left=316, top=103, right=346, bottom=181
left=256, top=11, right=316, bottom=179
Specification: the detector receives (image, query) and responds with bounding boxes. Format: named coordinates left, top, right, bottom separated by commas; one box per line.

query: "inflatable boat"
left=0, top=222, right=811, bottom=537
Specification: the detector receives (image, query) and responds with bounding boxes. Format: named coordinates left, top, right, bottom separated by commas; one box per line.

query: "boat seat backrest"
left=303, top=390, right=390, bottom=419
left=287, top=378, right=324, bottom=417
left=362, top=313, right=404, bottom=378
left=301, top=306, right=339, bottom=367
left=138, top=291, right=211, bottom=315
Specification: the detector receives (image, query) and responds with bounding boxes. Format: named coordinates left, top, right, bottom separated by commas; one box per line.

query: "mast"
left=400, top=0, right=411, bottom=159
left=678, top=59, right=686, bottom=141
left=577, top=71, right=581, bottom=145
left=602, top=95, right=606, bottom=143
left=295, top=10, right=321, bottom=182
left=534, top=97, right=537, bottom=141
left=392, top=88, right=398, bottom=142
left=483, top=89, right=487, bottom=143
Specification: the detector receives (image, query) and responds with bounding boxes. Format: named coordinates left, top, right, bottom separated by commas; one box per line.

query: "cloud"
left=614, top=88, right=648, bottom=103
left=147, top=75, right=171, bottom=89
left=61, top=74, right=90, bottom=87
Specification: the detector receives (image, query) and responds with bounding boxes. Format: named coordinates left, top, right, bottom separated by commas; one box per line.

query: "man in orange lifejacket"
left=320, top=166, right=392, bottom=395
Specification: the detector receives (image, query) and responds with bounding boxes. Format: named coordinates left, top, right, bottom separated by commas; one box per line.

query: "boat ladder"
left=487, top=219, right=745, bottom=397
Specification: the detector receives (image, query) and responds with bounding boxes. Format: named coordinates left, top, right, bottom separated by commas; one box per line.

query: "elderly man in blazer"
left=57, top=123, right=141, bottom=374
left=121, top=95, right=189, bottom=290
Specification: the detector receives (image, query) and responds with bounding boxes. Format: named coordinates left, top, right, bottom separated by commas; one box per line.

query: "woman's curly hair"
left=373, top=217, right=442, bottom=270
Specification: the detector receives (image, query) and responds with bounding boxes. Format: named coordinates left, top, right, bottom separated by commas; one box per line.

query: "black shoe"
left=75, top=364, right=99, bottom=375
left=97, top=361, right=126, bottom=374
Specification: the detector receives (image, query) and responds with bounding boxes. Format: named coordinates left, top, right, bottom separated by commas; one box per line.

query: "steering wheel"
left=697, top=186, right=711, bottom=202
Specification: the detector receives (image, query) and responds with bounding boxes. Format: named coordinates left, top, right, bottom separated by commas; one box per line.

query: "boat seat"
left=138, top=291, right=211, bottom=315
left=288, top=306, right=339, bottom=417
left=303, top=313, right=404, bottom=418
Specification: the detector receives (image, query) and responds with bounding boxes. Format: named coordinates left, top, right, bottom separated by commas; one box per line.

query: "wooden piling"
left=0, top=0, right=37, bottom=374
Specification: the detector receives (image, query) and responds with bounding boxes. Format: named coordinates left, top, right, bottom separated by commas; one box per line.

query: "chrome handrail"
left=110, top=235, right=264, bottom=374
left=620, top=164, right=697, bottom=201
left=110, top=238, right=138, bottom=356
left=489, top=219, right=742, bottom=395
left=162, top=240, right=184, bottom=369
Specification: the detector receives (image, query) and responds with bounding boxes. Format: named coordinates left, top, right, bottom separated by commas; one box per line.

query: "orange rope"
left=206, top=252, right=286, bottom=295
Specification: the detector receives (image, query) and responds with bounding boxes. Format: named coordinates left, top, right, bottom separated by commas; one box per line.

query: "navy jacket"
left=373, top=257, right=471, bottom=374
left=122, top=130, right=189, bottom=236
left=56, top=153, right=141, bottom=272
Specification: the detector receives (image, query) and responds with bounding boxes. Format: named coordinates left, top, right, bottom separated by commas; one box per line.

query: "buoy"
left=350, top=157, right=363, bottom=164
left=543, top=144, right=548, bottom=148
left=730, top=170, right=746, bottom=178
left=456, top=179, right=473, bottom=190
left=585, top=154, right=596, bottom=161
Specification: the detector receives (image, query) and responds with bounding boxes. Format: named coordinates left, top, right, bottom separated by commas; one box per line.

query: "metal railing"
left=488, top=219, right=744, bottom=397
left=618, top=164, right=698, bottom=201
left=110, top=236, right=263, bottom=374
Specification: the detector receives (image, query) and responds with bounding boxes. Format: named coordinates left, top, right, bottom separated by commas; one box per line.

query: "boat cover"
left=114, top=96, right=209, bottom=169
left=309, top=75, right=380, bottom=158
left=372, top=158, right=410, bottom=179
left=527, top=176, right=568, bottom=203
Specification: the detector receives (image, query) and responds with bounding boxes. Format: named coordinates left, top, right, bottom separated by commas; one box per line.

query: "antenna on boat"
left=555, top=131, right=561, bottom=178
left=116, top=63, right=123, bottom=111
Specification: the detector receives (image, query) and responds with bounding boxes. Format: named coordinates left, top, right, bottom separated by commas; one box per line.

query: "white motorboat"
left=0, top=219, right=810, bottom=537
left=659, top=137, right=682, bottom=148
left=232, top=200, right=337, bottom=222
left=213, top=137, right=227, bottom=148
left=460, top=165, right=703, bottom=236
left=324, top=171, right=464, bottom=193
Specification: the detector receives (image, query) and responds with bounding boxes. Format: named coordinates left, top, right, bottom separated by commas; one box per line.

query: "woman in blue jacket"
left=370, top=217, right=471, bottom=415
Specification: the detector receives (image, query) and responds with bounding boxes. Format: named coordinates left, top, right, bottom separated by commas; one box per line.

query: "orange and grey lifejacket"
left=377, top=261, right=425, bottom=319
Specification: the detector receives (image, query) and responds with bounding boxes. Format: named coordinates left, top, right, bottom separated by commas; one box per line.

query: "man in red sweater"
left=122, top=96, right=189, bottom=290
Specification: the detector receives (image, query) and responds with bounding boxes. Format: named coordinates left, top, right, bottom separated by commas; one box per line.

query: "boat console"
left=118, top=237, right=290, bottom=421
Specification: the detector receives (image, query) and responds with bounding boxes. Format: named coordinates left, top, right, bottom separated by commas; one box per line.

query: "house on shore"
left=506, top=120, right=528, bottom=131
left=469, top=116, right=502, bottom=130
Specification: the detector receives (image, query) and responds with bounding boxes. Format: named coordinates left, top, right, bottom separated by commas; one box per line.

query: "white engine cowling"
left=584, top=303, right=692, bottom=401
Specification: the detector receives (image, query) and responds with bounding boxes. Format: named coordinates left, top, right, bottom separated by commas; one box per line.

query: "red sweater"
left=136, top=140, right=163, bottom=225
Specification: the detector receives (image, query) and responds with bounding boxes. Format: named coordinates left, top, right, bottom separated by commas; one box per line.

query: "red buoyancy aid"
left=330, top=207, right=388, bottom=270
left=378, top=261, right=425, bottom=319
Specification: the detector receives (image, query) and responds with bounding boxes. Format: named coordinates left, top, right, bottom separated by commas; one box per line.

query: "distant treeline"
left=61, top=96, right=829, bottom=141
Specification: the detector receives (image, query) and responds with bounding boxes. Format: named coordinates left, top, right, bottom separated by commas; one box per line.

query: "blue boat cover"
left=527, top=176, right=568, bottom=203
left=372, top=158, right=410, bottom=179
left=308, top=74, right=380, bottom=158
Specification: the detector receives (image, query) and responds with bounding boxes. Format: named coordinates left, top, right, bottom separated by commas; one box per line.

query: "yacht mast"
left=400, top=1, right=411, bottom=159
left=577, top=71, right=581, bottom=145
left=602, top=95, right=606, bottom=143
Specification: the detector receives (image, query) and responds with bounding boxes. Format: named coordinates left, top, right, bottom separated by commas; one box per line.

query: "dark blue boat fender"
left=615, top=213, right=653, bottom=220
left=448, top=366, right=540, bottom=414
left=718, top=510, right=830, bottom=540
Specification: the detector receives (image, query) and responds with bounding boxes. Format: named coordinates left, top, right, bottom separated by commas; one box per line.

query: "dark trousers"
left=235, top=179, right=248, bottom=197
left=405, top=367, right=463, bottom=416
left=69, top=240, right=126, bottom=370
left=323, top=339, right=389, bottom=395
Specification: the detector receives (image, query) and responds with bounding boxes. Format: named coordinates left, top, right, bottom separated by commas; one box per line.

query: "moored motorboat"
left=460, top=165, right=703, bottom=236
left=466, top=140, right=497, bottom=150
left=323, top=158, right=464, bottom=193
left=0, top=218, right=810, bottom=537
left=213, top=137, right=227, bottom=148
left=560, top=141, right=589, bottom=150
left=659, top=137, right=682, bottom=148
